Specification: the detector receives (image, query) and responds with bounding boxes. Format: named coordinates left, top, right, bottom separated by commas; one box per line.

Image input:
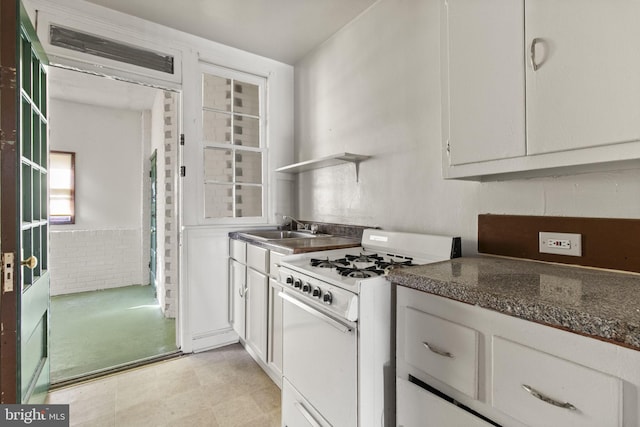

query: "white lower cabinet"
left=397, top=378, right=493, bottom=427
left=228, top=238, right=285, bottom=387
left=268, top=278, right=283, bottom=380
left=246, top=267, right=268, bottom=362
left=493, top=337, right=622, bottom=427
left=229, top=258, right=246, bottom=340
left=396, top=286, right=640, bottom=426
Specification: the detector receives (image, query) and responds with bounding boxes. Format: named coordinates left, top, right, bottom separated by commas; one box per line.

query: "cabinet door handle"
left=530, top=37, right=542, bottom=71
left=423, top=342, right=454, bottom=358
left=521, top=384, right=577, bottom=411
left=239, top=286, right=248, bottom=297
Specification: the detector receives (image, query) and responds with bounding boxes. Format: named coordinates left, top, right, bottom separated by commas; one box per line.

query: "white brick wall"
left=162, top=91, right=179, bottom=318
left=50, top=229, right=144, bottom=295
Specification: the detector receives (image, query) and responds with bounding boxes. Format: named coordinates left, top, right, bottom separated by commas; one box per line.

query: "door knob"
left=21, top=256, right=38, bottom=270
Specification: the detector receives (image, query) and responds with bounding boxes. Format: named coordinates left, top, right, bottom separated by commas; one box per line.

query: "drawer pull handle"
left=423, top=342, right=454, bottom=358
left=521, top=384, right=577, bottom=411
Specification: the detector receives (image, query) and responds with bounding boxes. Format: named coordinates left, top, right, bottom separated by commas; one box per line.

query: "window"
left=201, top=67, right=266, bottom=220
left=49, top=151, right=75, bottom=224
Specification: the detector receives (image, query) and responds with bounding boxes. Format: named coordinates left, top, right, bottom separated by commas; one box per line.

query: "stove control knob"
left=312, top=287, right=322, bottom=298
left=285, top=276, right=293, bottom=284
left=323, top=291, right=333, bottom=305
left=302, top=283, right=312, bottom=293
left=293, top=279, right=302, bottom=289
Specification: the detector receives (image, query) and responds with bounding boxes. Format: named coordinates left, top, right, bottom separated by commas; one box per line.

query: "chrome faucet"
left=283, top=215, right=313, bottom=232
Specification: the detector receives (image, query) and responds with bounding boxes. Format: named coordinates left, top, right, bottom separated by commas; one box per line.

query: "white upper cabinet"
left=444, top=0, right=525, bottom=166
left=525, top=0, right=640, bottom=155
left=442, top=0, right=640, bottom=179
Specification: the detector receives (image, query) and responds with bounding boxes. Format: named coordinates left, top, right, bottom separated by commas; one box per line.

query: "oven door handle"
left=279, top=292, right=353, bottom=333
left=294, top=402, right=323, bottom=427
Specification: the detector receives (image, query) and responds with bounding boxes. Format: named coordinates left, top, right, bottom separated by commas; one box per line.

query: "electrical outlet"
left=539, top=232, right=582, bottom=256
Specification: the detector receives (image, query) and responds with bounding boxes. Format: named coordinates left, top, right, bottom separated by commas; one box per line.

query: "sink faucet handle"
left=310, top=224, right=318, bottom=234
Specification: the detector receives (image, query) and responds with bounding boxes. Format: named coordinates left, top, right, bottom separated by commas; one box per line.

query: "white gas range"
left=278, top=229, right=461, bottom=427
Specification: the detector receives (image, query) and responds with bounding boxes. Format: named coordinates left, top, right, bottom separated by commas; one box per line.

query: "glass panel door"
left=19, top=9, right=50, bottom=404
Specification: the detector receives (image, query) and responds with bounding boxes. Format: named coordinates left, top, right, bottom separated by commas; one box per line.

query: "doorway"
left=47, top=67, right=181, bottom=384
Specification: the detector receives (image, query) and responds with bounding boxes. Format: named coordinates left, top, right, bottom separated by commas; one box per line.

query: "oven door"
left=281, top=290, right=358, bottom=427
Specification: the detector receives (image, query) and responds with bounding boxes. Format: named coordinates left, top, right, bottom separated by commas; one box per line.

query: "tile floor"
left=46, top=344, right=281, bottom=427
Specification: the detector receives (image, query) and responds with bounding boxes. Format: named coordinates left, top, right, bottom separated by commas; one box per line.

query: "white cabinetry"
left=229, top=258, right=246, bottom=340
left=228, top=237, right=284, bottom=387
left=493, top=337, right=622, bottom=427
left=268, top=251, right=285, bottom=380
left=403, top=307, right=478, bottom=399
left=442, top=0, right=640, bottom=179
left=229, top=239, right=247, bottom=340
left=246, top=267, right=268, bottom=362
left=397, top=286, right=640, bottom=426
left=397, top=378, right=493, bottom=427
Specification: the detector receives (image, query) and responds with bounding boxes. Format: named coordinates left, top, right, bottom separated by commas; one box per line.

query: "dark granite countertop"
left=229, top=231, right=361, bottom=254
left=388, top=256, right=640, bottom=350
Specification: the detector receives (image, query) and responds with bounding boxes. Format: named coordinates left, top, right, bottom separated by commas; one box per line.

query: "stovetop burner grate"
left=310, top=257, right=351, bottom=268
left=345, top=253, right=383, bottom=263
left=375, top=259, right=415, bottom=270
left=336, top=265, right=385, bottom=278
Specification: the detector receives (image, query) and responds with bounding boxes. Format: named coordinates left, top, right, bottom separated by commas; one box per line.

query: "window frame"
left=199, top=63, right=268, bottom=224
left=49, top=150, right=76, bottom=225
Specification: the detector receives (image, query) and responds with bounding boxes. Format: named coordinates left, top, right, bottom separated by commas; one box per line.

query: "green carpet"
left=50, top=285, right=177, bottom=383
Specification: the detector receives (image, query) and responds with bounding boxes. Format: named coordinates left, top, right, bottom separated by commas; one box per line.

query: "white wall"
left=50, top=99, right=144, bottom=230
left=49, top=99, right=147, bottom=294
left=294, top=0, right=640, bottom=255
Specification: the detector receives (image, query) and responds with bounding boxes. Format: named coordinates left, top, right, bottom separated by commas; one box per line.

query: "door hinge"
left=149, top=170, right=152, bottom=178
left=180, top=134, right=185, bottom=145
left=180, top=166, right=186, bottom=177
left=2, top=252, right=15, bottom=293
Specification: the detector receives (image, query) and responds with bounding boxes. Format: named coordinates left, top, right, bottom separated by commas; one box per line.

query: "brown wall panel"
left=478, top=214, right=640, bottom=273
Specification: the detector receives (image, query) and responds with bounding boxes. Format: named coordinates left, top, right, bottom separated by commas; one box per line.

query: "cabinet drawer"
left=492, top=337, right=622, bottom=427
left=269, top=251, right=285, bottom=278
left=229, top=239, right=246, bottom=263
left=403, top=307, right=478, bottom=399
left=247, top=244, right=269, bottom=272
left=397, top=378, right=493, bottom=427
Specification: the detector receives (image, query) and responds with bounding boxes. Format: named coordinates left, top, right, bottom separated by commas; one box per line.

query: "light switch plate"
left=539, top=232, right=582, bottom=257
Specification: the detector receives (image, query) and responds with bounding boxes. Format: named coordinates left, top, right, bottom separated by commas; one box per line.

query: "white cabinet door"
left=443, top=0, right=525, bottom=165
left=268, top=278, right=283, bottom=381
left=525, top=0, right=640, bottom=155
left=229, top=258, right=246, bottom=340
left=246, top=267, right=268, bottom=362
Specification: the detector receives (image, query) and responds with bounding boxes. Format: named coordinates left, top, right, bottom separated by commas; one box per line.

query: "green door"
left=19, top=4, right=50, bottom=404
left=149, top=150, right=157, bottom=291
left=0, top=2, right=50, bottom=404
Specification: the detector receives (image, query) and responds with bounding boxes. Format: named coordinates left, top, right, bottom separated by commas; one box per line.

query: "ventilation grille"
left=50, top=25, right=174, bottom=74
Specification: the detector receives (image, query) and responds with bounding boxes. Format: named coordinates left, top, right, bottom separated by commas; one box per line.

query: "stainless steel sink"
left=239, top=230, right=331, bottom=240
